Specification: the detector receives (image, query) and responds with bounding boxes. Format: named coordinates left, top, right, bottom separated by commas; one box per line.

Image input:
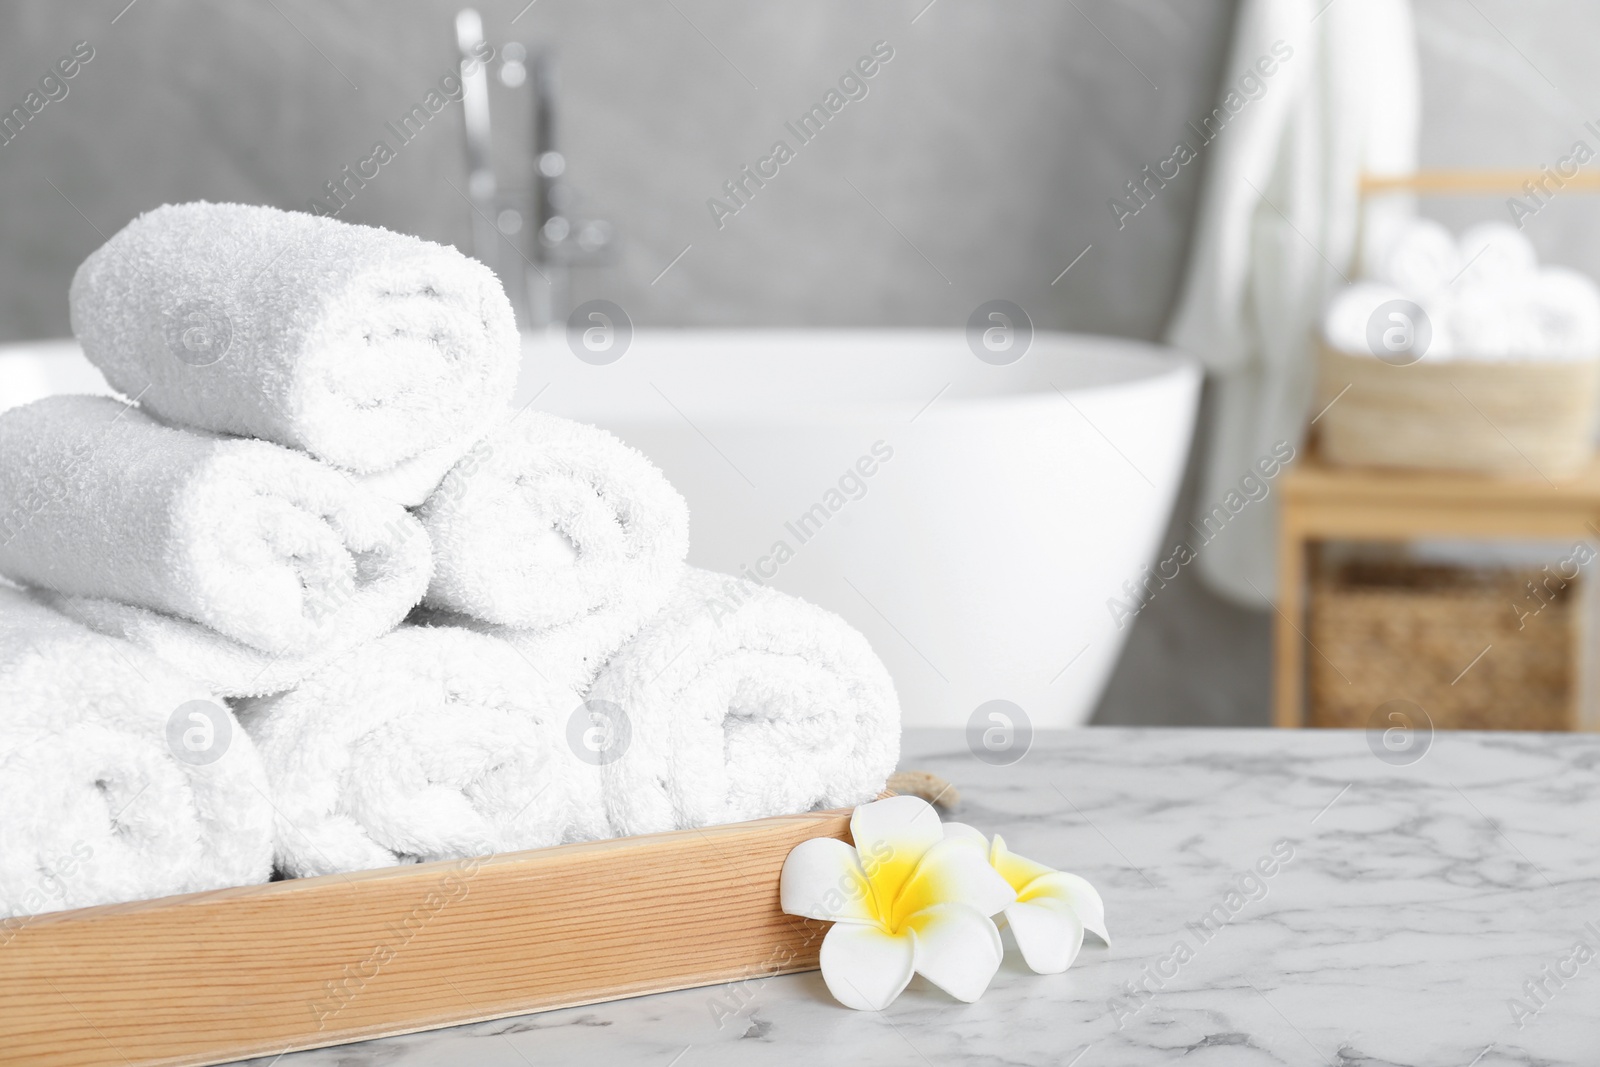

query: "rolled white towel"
left=0, top=395, right=430, bottom=658
left=413, top=604, right=644, bottom=698
left=1521, top=266, right=1600, bottom=360
left=237, top=626, right=605, bottom=878
left=34, top=594, right=362, bottom=698
left=588, top=568, right=901, bottom=837
left=356, top=412, right=507, bottom=508
left=1375, top=217, right=1461, bottom=299
left=1439, top=268, right=1600, bottom=363
left=416, top=412, right=689, bottom=687
left=69, top=201, right=519, bottom=476
left=1455, top=221, right=1537, bottom=289
left=1322, top=281, right=1407, bottom=354
left=1444, top=280, right=1523, bottom=360
left=0, top=586, right=272, bottom=919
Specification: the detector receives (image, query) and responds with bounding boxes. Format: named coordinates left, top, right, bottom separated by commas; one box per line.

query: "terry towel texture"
left=0, top=587, right=273, bottom=918
left=355, top=410, right=508, bottom=508
left=69, top=201, right=519, bottom=475
left=414, top=603, right=649, bottom=698
left=418, top=412, right=689, bottom=628
left=589, top=567, right=900, bottom=837
left=415, top=412, right=689, bottom=691
left=0, top=395, right=431, bottom=658
left=36, top=593, right=366, bottom=699
left=237, top=626, right=605, bottom=878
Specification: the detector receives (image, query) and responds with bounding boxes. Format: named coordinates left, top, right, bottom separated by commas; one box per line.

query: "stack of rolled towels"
left=1325, top=218, right=1600, bottom=361
left=0, top=202, right=899, bottom=916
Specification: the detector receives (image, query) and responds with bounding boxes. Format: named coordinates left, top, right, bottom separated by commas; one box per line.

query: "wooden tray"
left=0, top=807, right=852, bottom=1067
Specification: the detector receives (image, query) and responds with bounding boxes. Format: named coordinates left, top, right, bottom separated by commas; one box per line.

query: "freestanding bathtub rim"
left=520, top=327, right=1201, bottom=427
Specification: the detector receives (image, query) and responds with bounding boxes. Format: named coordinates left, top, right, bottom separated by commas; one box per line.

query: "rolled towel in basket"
left=1374, top=217, right=1460, bottom=300
left=1455, top=221, right=1537, bottom=289
left=0, top=395, right=431, bottom=658
left=416, top=412, right=689, bottom=685
left=69, top=201, right=519, bottom=475
left=237, top=626, right=605, bottom=878
left=1322, top=281, right=1407, bottom=356
left=0, top=587, right=273, bottom=919
left=1523, top=267, right=1600, bottom=359
left=588, top=568, right=901, bottom=837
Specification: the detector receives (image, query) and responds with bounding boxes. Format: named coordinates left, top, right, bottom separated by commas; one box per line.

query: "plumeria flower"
left=780, top=795, right=1016, bottom=1010
left=944, top=823, right=1109, bottom=973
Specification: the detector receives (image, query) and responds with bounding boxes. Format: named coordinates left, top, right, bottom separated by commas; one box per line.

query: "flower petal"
left=1021, top=870, right=1110, bottom=945
left=939, top=821, right=988, bottom=847
left=904, top=902, right=1004, bottom=1002
left=891, top=837, right=1016, bottom=928
left=989, top=833, right=1057, bottom=892
left=818, top=921, right=916, bottom=1011
left=781, top=836, right=878, bottom=925
left=850, top=795, right=945, bottom=904
left=1004, top=897, right=1085, bottom=974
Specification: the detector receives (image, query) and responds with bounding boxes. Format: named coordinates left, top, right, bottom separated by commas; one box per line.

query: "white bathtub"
left=520, top=328, right=1199, bottom=729
left=0, top=330, right=1199, bottom=729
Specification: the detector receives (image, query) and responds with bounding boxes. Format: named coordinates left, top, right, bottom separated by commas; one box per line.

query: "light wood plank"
left=1275, top=452, right=1600, bottom=728
left=1360, top=169, right=1600, bottom=196
left=0, top=807, right=852, bottom=1067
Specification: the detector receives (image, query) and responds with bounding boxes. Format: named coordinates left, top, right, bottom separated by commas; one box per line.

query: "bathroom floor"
left=1093, top=381, right=1274, bottom=728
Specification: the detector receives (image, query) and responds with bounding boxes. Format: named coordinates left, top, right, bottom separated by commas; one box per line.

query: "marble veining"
left=234, top=727, right=1600, bottom=1066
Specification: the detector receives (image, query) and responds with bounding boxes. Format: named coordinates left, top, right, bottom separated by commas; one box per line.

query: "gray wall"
left=1412, top=0, right=1600, bottom=275
left=0, top=0, right=1235, bottom=340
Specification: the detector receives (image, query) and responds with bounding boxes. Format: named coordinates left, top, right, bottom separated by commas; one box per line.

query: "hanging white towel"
left=1164, top=0, right=1421, bottom=603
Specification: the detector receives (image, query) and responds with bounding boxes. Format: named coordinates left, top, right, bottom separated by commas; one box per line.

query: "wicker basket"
left=1307, top=559, right=1575, bottom=731
left=1316, top=343, right=1600, bottom=477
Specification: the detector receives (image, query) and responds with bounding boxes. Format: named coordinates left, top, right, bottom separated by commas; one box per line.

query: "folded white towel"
left=588, top=568, right=900, bottom=837
left=0, top=395, right=431, bottom=657
left=417, top=410, right=689, bottom=645
left=237, top=625, right=605, bottom=877
left=0, top=587, right=273, bottom=919
left=68, top=201, right=519, bottom=475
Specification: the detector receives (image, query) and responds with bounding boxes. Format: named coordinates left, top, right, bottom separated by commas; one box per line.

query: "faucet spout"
left=452, top=12, right=614, bottom=331
left=454, top=9, right=498, bottom=268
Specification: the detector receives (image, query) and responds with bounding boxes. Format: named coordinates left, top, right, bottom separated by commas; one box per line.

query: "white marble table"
left=236, top=727, right=1600, bottom=1066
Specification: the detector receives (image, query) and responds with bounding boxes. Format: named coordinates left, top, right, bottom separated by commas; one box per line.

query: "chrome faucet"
left=454, top=10, right=499, bottom=267
left=526, top=45, right=615, bottom=328
left=454, top=10, right=614, bottom=330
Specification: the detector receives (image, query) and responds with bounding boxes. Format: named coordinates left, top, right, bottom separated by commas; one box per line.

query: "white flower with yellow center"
left=945, top=823, right=1109, bottom=973
left=780, top=795, right=1016, bottom=1010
